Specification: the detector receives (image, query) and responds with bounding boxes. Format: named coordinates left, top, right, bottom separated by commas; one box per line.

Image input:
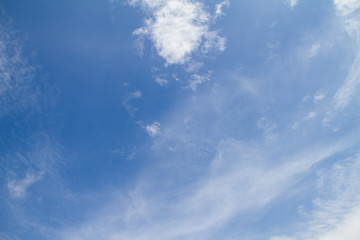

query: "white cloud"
left=131, top=90, right=142, bottom=99
left=317, top=207, right=360, bottom=240
left=155, top=76, right=168, bottom=86
left=257, top=117, right=278, bottom=142
left=145, top=121, right=161, bottom=137
left=122, top=90, right=142, bottom=116
left=0, top=15, right=38, bottom=117
left=270, top=237, right=297, bottom=240
left=314, top=91, right=325, bottom=103
left=306, top=43, right=321, bottom=58
left=285, top=0, right=299, bottom=10
left=4, top=136, right=63, bottom=201
left=330, top=0, right=360, bottom=111
left=54, top=137, right=347, bottom=240
left=334, top=0, right=360, bottom=16
left=270, top=20, right=279, bottom=28
left=303, top=111, right=317, bottom=121
left=333, top=47, right=360, bottom=109
left=131, top=0, right=226, bottom=65
left=186, top=73, right=210, bottom=91
left=214, top=0, right=230, bottom=21
left=185, top=61, right=203, bottom=72
left=275, top=153, right=360, bottom=240
left=7, top=172, right=43, bottom=198
left=307, top=154, right=360, bottom=239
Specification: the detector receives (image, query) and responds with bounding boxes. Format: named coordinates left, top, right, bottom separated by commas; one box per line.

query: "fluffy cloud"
left=131, top=0, right=226, bottom=65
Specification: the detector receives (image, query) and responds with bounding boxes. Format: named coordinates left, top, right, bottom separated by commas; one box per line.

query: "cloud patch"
left=285, top=0, right=299, bottom=10
left=7, top=172, right=43, bottom=199
left=145, top=121, right=161, bottom=137
left=131, top=0, right=226, bottom=65
left=0, top=14, right=39, bottom=117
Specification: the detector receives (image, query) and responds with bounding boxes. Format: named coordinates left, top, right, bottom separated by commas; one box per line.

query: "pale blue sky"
left=1, top=1, right=360, bottom=240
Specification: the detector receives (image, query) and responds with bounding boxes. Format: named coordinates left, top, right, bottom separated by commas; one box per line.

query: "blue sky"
left=1, top=0, right=360, bottom=239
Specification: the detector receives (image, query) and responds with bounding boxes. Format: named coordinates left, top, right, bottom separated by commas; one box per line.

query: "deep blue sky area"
left=1, top=1, right=360, bottom=240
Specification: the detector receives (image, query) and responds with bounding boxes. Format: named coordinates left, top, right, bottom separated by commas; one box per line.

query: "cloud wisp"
left=332, top=0, right=360, bottom=110
left=7, top=172, right=43, bottom=199
left=272, top=153, right=360, bottom=240
left=55, top=135, right=348, bottom=240
left=0, top=13, right=39, bottom=117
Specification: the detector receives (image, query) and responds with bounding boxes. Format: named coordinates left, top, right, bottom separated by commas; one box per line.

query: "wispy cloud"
left=275, top=153, right=360, bottom=240
left=122, top=90, right=142, bottom=116
left=53, top=135, right=348, bottom=240
left=0, top=13, right=39, bottom=117
left=186, top=73, right=210, bottom=91
left=314, top=90, right=326, bottom=103
left=306, top=43, right=321, bottom=58
left=333, top=47, right=360, bottom=109
left=130, top=0, right=227, bottom=65
left=332, top=0, right=360, bottom=110
left=257, top=117, right=278, bottom=142
left=7, top=172, right=43, bottom=199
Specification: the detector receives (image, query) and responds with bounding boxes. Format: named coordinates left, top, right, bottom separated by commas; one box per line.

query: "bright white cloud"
left=131, top=0, right=226, bottom=65
left=145, top=121, right=161, bottom=137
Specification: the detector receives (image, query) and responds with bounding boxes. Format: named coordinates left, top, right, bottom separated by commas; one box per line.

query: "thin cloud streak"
left=332, top=0, right=360, bottom=110
left=0, top=14, right=39, bottom=117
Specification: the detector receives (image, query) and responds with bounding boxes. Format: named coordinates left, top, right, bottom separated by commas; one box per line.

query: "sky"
left=0, top=0, right=360, bottom=239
